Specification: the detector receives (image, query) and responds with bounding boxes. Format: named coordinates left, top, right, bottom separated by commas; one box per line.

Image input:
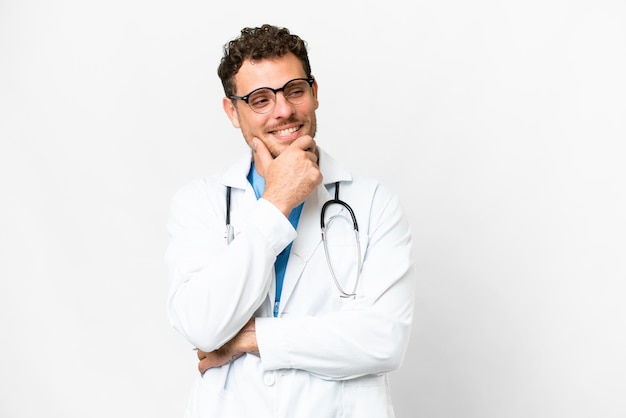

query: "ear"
left=311, top=77, right=319, bottom=110
left=222, top=96, right=241, bottom=129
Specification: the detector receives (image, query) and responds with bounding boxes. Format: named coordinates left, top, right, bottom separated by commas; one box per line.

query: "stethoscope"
left=225, top=182, right=361, bottom=298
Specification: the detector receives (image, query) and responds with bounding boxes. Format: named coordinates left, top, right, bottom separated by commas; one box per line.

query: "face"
left=222, top=52, right=319, bottom=158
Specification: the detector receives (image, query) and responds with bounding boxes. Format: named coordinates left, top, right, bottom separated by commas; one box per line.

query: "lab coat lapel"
left=279, top=149, right=351, bottom=309
left=278, top=184, right=336, bottom=307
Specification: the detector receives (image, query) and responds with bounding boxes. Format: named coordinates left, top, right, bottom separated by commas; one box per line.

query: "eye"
left=285, top=81, right=310, bottom=101
left=249, top=90, right=273, bottom=109
left=286, top=87, right=305, bottom=99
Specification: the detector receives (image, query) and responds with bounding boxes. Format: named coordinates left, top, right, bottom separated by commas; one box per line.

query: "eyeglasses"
left=229, top=78, right=315, bottom=114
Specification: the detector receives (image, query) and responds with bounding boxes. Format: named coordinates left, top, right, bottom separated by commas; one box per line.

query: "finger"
left=197, top=350, right=206, bottom=360
left=306, top=148, right=319, bottom=163
left=292, top=135, right=316, bottom=152
left=198, top=360, right=209, bottom=375
left=198, top=356, right=217, bottom=375
left=293, top=136, right=318, bottom=163
left=252, top=138, right=273, bottom=176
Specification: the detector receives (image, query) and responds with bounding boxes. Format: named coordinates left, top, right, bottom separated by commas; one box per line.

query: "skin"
left=197, top=52, right=323, bottom=375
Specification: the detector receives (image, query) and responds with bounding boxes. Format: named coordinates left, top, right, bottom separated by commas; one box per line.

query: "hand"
left=253, top=136, right=322, bottom=217
left=196, top=318, right=258, bottom=375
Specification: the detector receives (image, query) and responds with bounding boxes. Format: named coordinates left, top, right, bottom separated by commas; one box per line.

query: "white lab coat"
left=165, top=147, right=415, bottom=418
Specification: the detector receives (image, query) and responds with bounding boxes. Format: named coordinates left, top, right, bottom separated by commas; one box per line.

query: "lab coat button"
left=263, top=372, right=275, bottom=386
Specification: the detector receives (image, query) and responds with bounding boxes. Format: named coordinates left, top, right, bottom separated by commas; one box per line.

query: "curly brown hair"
left=217, top=24, right=312, bottom=98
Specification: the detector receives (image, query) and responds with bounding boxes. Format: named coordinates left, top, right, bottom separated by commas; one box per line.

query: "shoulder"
left=346, top=177, right=403, bottom=224
left=172, top=176, right=222, bottom=204
left=167, top=177, right=226, bottom=226
left=318, top=147, right=397, bottom=198
left=171, top=152, right=252, bottom=205
left=319, top=148, right=401, bottom=213
left=339, top=171, right=399, bottom=205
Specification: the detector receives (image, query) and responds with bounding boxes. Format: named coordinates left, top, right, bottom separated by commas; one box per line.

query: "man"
left=165, top=24, right=415, bottom=418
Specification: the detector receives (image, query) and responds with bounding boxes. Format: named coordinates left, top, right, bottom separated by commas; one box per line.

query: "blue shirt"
left=248, top=162, right=303, bottom=317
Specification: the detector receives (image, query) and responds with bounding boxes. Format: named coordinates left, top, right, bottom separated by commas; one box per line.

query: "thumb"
left=252, top=138, right=273, bottom=176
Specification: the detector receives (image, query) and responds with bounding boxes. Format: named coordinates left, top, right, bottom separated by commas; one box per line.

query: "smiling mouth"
left=271, top=126, right=300, bottom=137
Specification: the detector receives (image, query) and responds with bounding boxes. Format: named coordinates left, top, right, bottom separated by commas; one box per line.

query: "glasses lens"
left=246, top=79, right=312, bottom=114
left=283, top=79, right=312, bottom=105
left=248, top=88, right=275, bottom=113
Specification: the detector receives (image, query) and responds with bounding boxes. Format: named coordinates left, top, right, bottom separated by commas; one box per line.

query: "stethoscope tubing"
left=320, top=182, right=361, bottom=298
left=224, top=182, right=361, bottom=297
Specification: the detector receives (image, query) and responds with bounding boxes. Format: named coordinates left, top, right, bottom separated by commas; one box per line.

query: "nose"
left=271, top=91, right=295, bottom=118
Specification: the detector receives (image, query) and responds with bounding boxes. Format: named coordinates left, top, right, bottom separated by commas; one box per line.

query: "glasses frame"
left=229, top=78, right=315, bottom=114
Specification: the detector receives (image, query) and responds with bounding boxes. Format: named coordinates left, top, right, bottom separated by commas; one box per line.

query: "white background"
left=1, top=1, right=625, bottom=417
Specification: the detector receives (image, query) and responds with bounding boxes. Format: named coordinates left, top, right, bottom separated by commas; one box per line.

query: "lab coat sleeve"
left=255, top=183, right=415, bottom=380
left=165, top=179, right=296, bottom=352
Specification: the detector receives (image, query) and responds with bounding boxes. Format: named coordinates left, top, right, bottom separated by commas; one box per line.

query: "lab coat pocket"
left=187, top=365, right=237, bottom=417
left=341, top=374, right=392, bottom=418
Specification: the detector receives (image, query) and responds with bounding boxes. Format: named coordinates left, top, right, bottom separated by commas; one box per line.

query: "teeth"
left=273, top=126, right=298, bottom=136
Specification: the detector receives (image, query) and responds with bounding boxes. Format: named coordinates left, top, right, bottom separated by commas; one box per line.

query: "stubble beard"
left=252, top=115, right=318, bottom=159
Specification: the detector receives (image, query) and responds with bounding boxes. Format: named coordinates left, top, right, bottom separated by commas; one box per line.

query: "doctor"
left=165, top=24, right=415, bottom=418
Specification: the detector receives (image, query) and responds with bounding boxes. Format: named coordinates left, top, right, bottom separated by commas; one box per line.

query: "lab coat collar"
left=217, top=149, right=254, bottom=190
left=318, top=147, right=353, bottom=186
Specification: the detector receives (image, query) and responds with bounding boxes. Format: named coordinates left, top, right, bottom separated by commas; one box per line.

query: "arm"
left=196, top=318, right=258, bottom=374
left=166, top=137, right=321, bottom=352
left=197, top=185, right=415, bottom=380
left=256, top=186, right=415, bottom=380
left=165, top=182, right=296, bottom=352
